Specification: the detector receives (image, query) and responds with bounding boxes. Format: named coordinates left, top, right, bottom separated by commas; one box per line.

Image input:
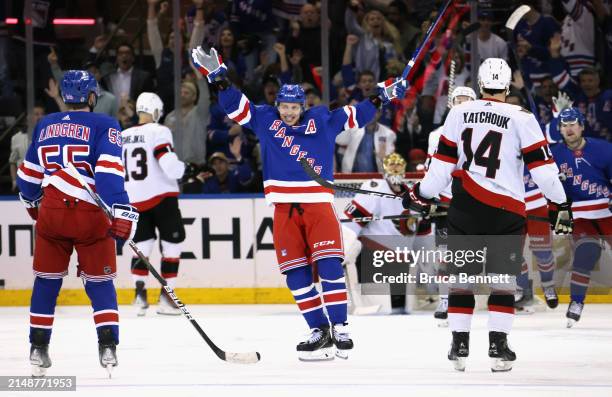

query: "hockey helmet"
left=61, top=70, right=99, bottom=104
left=478, top=58, right=512, bottom=94
left=136, top=92, right=164, bottom=122
left=383, top=153, right=407, bottom=186
left=276, top=84, right=305, bottom=106
left=450, top=86, right=477, bottom=106
left=558, top=107, right=585, bottom=127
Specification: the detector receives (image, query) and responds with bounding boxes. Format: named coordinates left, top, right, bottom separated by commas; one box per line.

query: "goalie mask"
left=383, top=153, right=407, bottom=186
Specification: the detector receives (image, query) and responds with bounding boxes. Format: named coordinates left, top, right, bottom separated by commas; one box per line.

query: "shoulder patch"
left=370, top=181, right=378, bottom=188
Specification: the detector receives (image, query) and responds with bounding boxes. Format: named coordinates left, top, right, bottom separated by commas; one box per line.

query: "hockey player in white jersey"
left=342, top=153, right=422, bottom=314
left=426, top=86, right=477, bottom=324
left=122, top=93, right=190, bottom=316
left=403, top=58, right=573, bottom=372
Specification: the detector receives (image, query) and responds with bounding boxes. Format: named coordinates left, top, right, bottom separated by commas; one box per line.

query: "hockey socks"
left=286, top=266, right=328, bottom=329
left=488, top=294, right=515, bottom=334
left=448, top=293, right=475, bottom=332
left=29, top=277, right=62, bottom=344
left=317, top=258, right=348, bottom=325
left=570, top=242, right=601, bottom=304
left=84, top=280, right=119, bottom=344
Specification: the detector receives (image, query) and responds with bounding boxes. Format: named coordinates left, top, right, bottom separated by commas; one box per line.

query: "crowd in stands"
left=2, top=0, right=611, bottom=195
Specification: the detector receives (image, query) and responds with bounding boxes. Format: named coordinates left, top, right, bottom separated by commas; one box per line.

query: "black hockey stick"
left=505, top=5, right=538, bottom=115
left=66, top=163, right=261, bottom=365
left=340, top=212, right=448, bottom=223
left=299, top=159, right=551, bottom=224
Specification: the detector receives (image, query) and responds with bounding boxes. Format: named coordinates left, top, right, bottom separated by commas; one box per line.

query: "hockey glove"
left=191, top=46, right=227, bottom=83
left=377, top=77, right=407, bottom=105
left=402, top=182, right=435, bottom=217
left=19, top=192, right=42, bottom=220
left=551, top=91, right=573, bottom=118
left=109, top=204, right=139, bottom=243
left=548, top=201, right=573, bottom=234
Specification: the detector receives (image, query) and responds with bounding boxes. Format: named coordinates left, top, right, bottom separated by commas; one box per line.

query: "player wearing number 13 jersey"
left=403, top=58, right=572, bottom=373
left=16, top=70, right=138, bottom=376
left=122, top=92, right=187, bottom=316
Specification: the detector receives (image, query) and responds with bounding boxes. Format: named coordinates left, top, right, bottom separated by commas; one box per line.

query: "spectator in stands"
left=385, top=0, right=420, bottom=59
left=559, top=0, right=597, bottom=78
left=407, top=148, right=427, bottom=172
left=46, top=49, right=118, bottom=117
left=164, top=68, right=210, bottom=179
left=102, top=42, right=154, bottom=106
left=575, top=68, right=612, bottom=140
left=336, top=109, right=396, bottom=173
left=201, top=147, right=255, bottom=194
left=514, top=0, right=560, bottom=61
left=215, top=28, right=247, bottom=82
left=10, top=105, right=44, bottom=192
left=117, top=96, right=137, bottom=130
left=286, top=3, right=322, bottom=85
left=534, top=76, right=558, bottom=126
left=345, top=0, right=401, bottom=80
left=464, top=10, right=508, bottom=70
left=0, top=18, right=13, bottom=97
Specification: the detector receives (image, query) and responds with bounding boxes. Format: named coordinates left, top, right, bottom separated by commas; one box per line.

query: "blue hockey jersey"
left=551, top=138, right=612, bottom=219
left=218, top=86, right=377, bottom=203
left=17, top=111, right=129, bottom=208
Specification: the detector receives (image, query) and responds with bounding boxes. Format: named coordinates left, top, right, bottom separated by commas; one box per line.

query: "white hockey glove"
left=191, top=46, right=227, bottom=83
left=109, top=204, right=139, bottom=242
left=551, top=91, right=573, bottom=118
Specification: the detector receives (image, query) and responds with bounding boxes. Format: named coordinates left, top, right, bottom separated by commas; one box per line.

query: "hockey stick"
left=401, top=0, right=453, bottom=82
left=340, top=212, right=448, bottom=223
left=299, top=159, right=551, bottom=224
left=505, top=5, right=538, bottom=115
left=66, top=163, right=261, bottom=365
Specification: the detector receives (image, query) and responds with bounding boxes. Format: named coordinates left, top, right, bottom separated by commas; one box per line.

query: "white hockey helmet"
left=478, top=58, right=512, bottom=94
left=136, top=92, right=164, bottom=122
left=450, top=86, right=477, bottom=107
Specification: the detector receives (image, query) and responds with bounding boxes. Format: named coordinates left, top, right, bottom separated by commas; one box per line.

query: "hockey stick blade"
left=505, top=5, right=531, bottom=30
left=299, top=158, right=401, bottom=200
left=66, top=163, right=261, bottom=364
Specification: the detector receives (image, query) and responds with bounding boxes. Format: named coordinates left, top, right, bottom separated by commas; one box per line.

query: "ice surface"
left=1, top=304, right=611, bottom=397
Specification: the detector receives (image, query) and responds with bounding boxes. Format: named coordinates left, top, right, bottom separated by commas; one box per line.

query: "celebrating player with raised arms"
left=122, top=92, right=192, bottom=316
left=191, top=46, right=405, bottom=361
left=403, top=58, right=572, bottom=372
left=17, top=71, right=138, bottom=377
left=551, top=107, right=612, bottom=327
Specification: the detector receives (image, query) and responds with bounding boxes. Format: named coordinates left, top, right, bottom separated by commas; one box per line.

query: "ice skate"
left=297, top=325, right=334, bottom=361
left=30, top=329, right=51, bottom=377
left=566, top=301, right=584, bottom=328
left=133, top=281, right=149, bottom=316
left=434, top=296, right=448, bottom=327
left=447, top=331, right=469, bottom=372
left=488, top=331, right=516, bottom=372
left=98, top=328, right=118, bottom=378
left=514, top=280, right=535, bottom=314
left=332, top=323, right=353, bottom=359
left=157, top=289, right=182, bottom=316
left=543, top=285, right=559, bottom=309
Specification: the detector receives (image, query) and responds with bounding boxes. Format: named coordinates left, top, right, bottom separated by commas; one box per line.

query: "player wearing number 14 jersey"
left=403, top=58, right=572, bottom=372
left=16, top=70, right=138, bottom=377
left=122, top=92, right=188, bottom=316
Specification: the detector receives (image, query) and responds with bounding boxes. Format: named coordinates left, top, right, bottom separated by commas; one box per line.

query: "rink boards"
left=0, top=195, right=611, bottom=305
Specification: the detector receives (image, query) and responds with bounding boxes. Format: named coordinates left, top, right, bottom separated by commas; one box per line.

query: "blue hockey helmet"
left=276, top=84, right=305, bottom=106
left=61, top=70, right=99, bottom=104
left=558, top=107, right=585, bottom=126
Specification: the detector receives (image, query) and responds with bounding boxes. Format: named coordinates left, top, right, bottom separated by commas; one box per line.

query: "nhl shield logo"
left=281, top=249, right=287, bottom=257
left=103, top=266, right=112, bottom=275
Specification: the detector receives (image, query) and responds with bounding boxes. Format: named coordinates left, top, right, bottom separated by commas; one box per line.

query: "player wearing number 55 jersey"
left=403, top=58, right=572, bottom=373
left=122, top=92, right=188, bottom=316
left=16, top=71, right=138, bottom=377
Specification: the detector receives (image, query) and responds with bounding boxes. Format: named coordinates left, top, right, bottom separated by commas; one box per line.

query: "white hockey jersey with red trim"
left=122, top=123, right=185, bottom=211
left=426, top=126, right=452, bottom=203
left=420, top=98, right=567, bottom=216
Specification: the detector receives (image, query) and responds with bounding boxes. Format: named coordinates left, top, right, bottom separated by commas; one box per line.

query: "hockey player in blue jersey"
left=192, top=46, right=405, bottom=360
left=551, top=107, right=612, bottom=328
left=16, top=70, right=139, bottom=377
